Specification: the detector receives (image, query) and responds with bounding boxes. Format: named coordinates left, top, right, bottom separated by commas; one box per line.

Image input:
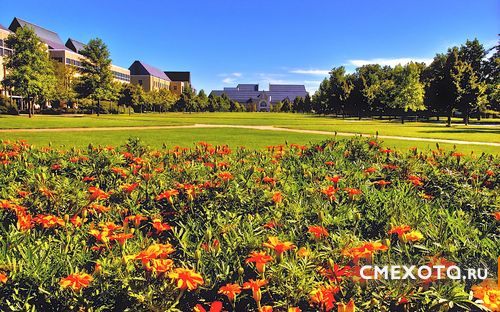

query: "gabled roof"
left=0, top=24, right=10, bottom=32
left=65, top=38, right=86, bottom=53
left=8, top=17, right=67, bottom=50
left=164, top=71, right=190, bottom=83
left=129, top=61, right=170, bottom=81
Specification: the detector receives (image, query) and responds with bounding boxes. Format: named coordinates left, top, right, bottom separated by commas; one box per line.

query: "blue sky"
left=1, top=0, right=498, bottom=94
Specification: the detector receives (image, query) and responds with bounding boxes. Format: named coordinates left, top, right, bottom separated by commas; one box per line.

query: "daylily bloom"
left=308, top=225, right=329, bottom=239
left=246, top=251, right=273, bottom=273
left=310, top=284, right=339, bottom=312
left=218, top=171, right=233, bottom=181
left=272, top=192, right=283, bottom=204
left=156, top=189, right=179, bottom=203
left=263, top=236, right=295, bottom=256
left=402, top=230, right=424, bottom=242
left=60, top=273, right=93, bottom=291
left=124, top=214, right=147, bottom=227
left=243, top=279, right=268, bottom=305
left=121, top=183, right=139, bottom=194
left=169, top=268, right=204, bottom=291
left=387, top=225, right=411, bottom=237
left=109, top=233, right=134, bottom=245
left=33, top=214, right=65, bottom=228
left=152, top=219, right=172, bottom=233
left=337, top=299, right=356, bottom=312
left=218, top=283, right=242, bottom=302
left=0, top=272, right=7, bottom=284
left=88, top=187, right=109, bottom=201
left=321, top=186, right=338, bottom=202
left=194, top=301, right=223, bottom=312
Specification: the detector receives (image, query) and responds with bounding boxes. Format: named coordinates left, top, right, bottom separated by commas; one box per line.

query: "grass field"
left=0, top=113, right=498, bottom=154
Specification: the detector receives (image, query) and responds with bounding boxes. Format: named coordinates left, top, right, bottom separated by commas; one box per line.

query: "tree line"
left=311, top=38, right=499, bottom=125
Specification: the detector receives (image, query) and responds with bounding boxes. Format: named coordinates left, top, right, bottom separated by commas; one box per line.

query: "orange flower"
left=59, top=273, right=93, bottom=291
left=326, top=175, right=341, bottom=185
left=88, top=186, right=109, bottom=201
left=121, top=183, right=139, bottom=194
left=342, top=242, right=388, bottom=262
left=493, top=212, right=500, bottom=221
left=135, top=244, right=174, bottom=266
left=471, top=279, right=500, bottom=311
left=218, top=171, right=233, bottom=181
left=0, top=272, right=7, bottom=284
left=337, top=299, right=355, bottom=312
left=262, top=176, right=276, bottom=186
left=243, top=279, right=268, bottom=304
left=387, top=225, right=411, bottom=237
left=451, top=152, right=465, bottom=158
left=246, top=251, right=273, bottom=273
left=344, top=188, right=362, bottom=199
left=146, top=258, right=174, bottom=274
left=89, top=229, right=110, bottom=243
left=401, top=231, right=423, bottom=242
left=310, top=284, right=339, bottom=312
left=194, top=301, right=223, bottom=312
left=88, top=203, right=111, bottom=214
left=373, top=180, right=391, bottom=187
left=408, top=175, right=423, bottom=187
left=364, top=167, right=377, bottom=174
left=321, top=186, right=338, bottom=202
left=156, top=189, right=179, bottom=203
left=272, top=192, right=282, bottom=204
left=152, top=219, right=172, bottom=233
left=297, top=247, right=310, bottom=257
left=263, top=236, right=295, bottom=256
left=218, top=283, right=242, bottom=302
left=16, top=211, right=33, bottom=231
left=169, top=268, right=204, bottom=291
left=125, top=214, right=147, bottom=227
left=308, top=225, right=329, bottom=239
left=109, top=233, right=134, bottom=245
left=288, top=308, right=301, bottom=312
left=33, top=214, right=65, bottom=228
left=259, top=306, right=273, bottom=312
left=70, top=215, right=83, bottom=227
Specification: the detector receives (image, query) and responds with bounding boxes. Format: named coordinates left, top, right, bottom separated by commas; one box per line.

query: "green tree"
left=482, top=43, right=499, bottom=112
left=281, top=98, right=293, bottom=112
left=3, top=26, right=56, bottom=117
left=293, top=96, right=304, bottom=112
left=51, top=60, right=78, bottom=107
left=119, top=83, right=145, bottom=113
left=422, top=53, right=448, bottom=119
left=312, top=78, right=330, bottom=114
left=390, top=62, right=426, bottom=123
left=75, top=38, right=115, bottom=116
left=452, top=60, right=487, bottom=125
left=303, top=94, right=312, bottom=113
left=328, top=66, right=353, bottom=115
left=197, top=90, right=209, bottom=112
left=459, top=39, right=485, bottom=79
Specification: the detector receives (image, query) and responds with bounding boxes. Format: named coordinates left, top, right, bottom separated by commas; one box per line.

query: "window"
left=66, top=58, right=71, bottom=65
left=138, top=80, right=143, bottom=86
left=0, top=39, right=3, bottom=47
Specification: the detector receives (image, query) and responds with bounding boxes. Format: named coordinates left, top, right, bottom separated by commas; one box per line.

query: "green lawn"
left=0, top=113, right=498, bottom=154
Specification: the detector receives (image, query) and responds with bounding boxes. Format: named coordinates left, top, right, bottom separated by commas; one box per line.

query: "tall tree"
left=390, top=62, right=426, bottom=123
left=76, top=38, right=115, bottom=116
left=328, top=66, right=353, bottom=115
left=312, top=78, right=330, bottom=114
left=52, top=60, right=78, bottom=106
left=422, top=53, right=448, bottom=119
left=119, top=83, right=145, bottom=113
left=197, top=90, right=209, bottom=112
left=459, top=39, right=486, bottom=79
left=3, top=27, right=55, bottom=117
left=452, top=60, right=487, bottom=125
left=482, top=43, right=499, bottom=112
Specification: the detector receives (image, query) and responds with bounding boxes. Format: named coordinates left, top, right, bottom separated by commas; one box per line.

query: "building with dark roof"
left=164, top=71, right=191, bottom=95
left=7, top=18, right=130, bottom=84
left=210, top=84, right=308, bottom=112
left=129, top=60, right=171, bottom=92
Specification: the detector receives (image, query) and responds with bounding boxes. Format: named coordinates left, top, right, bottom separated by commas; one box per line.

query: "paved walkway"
left=0, top=123, right=498, bottom=147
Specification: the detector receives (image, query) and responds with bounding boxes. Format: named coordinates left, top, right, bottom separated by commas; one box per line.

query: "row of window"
left=113, top=71, right=130, bottom=82
left=0, top=47, right=13, bottom=57
left=154, top=80, right=168, bottom=89
left=66, top=58, right=82, bottom=67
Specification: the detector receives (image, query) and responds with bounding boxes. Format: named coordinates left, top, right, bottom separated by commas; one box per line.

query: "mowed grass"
left=0, top=127, right=498, bottom=154
left=0, top=113, right=498, bottom=154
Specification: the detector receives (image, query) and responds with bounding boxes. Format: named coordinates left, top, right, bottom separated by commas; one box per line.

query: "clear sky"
left=1, top=0, right=498, bottom=94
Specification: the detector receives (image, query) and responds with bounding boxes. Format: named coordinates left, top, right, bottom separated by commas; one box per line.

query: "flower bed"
left=0, top=138, right=498, bottom=311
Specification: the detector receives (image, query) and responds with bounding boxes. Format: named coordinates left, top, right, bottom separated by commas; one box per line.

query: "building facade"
left=129, top=61, right=171, bottom=92
left=0, top=24, right=13, bottom=97
left=164, top=71, right=191, bottom=95
left=210, top=84, right=308, bottom=112
left=8, top=18, right=130, bottom=84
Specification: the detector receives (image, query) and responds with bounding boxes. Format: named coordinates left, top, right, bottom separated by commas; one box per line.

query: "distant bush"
left=0, top=95, right=19, bottom=115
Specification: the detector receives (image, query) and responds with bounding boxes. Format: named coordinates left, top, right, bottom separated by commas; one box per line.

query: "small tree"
left=75, top=38, right=115, bottom=116
left=52, top=60, right=78, bottom=107
left=3, top=26, right=56, bottom=117
left=452, top=61, right=486, bottom=125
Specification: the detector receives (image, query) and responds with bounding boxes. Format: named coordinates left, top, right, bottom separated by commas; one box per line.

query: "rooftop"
left=129, top=60, right=170, bottom=81
left=8, top=17, right=67, bottom=50
left=65, top=38, right=86, bottom=53
left=164, top=71, right=190, bottom=83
